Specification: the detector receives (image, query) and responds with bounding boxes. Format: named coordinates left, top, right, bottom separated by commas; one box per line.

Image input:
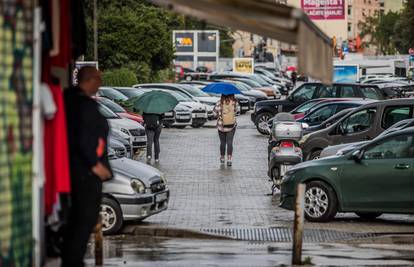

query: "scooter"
left=267, top=113, right=303, bottom=193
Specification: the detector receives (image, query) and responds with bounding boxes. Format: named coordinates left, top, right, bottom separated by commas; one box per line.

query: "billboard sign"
left=301, top=0, right=345, bottom=20
left=333, top=64, right=359, bottom=83
left=233, top=58, right=254, bottom=74
left=174, top=32, right=194, bottom=52
left=72, top=61, right=99, bottom=86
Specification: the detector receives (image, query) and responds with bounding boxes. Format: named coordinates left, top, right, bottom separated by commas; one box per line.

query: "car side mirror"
left=350, top=149, right=363, bottom=163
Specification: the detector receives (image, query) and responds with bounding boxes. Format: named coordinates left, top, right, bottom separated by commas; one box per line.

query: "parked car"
left=133, top=87, right=203, bottom=128
left=215, top=79, right=268, bottom=106
left=251, top=82, right=388, bottom=134
left=134, top=83, right=218, bottom=119
left=303, top=108, right=355, bottom=135
left=297, top=100, right=374, bottom=128
left=109, top=130, right=133, bottom=158
left=114, top=87, right=176, bottom=125
left=96, top=97, right=143, bottom=124
left=320, top=118, right=414, bottom=158
left=291, top=98, right=360, bottom=120
left=280, top=127, right=414, bottom=222
left=97, top=87, right=129, bottom=102
left=300, top=99, right=414, bottom=160
left=102, top=158, right=169, bottom=234
left=98, top=104, right=147, bottom=154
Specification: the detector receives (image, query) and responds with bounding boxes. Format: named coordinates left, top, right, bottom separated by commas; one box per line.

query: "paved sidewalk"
left=135, top=113, right=414, bottom=235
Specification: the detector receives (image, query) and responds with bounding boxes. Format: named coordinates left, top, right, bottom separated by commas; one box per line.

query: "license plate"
left=177, top=116, right=190, bottom=120
left=193, top=113, right=206, bottom=118
left=164, top=112, right=173, bottom=116
left=241, top=106, right=249, bottom=110
left=155, top=192, right=168, bottom=202
left=134, top=136, right=146, bottom=142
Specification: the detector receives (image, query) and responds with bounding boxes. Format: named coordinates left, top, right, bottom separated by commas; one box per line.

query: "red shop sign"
left=301, top=0, right=345, bottom=20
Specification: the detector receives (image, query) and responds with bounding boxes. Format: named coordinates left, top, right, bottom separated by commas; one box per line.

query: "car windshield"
left=292, top=100, right=322, bottom=114
left=99, top=98, right=125, bottom=113
left=161, top=90, right=189, bottom=102
left=99, top=88, right=129, bottom=101
left=116, top=88, right=145, bottom=98
left=234, top=78, right=261, bottom=88
left=249, top=74, right=270, bottom=86
left=179, top=85, right=210, bottom=97
left=98, top=104, right=120, bottom=119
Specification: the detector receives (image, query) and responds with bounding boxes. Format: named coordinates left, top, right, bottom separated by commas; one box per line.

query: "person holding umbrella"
left=133, top=90, right=178, bottom=164
left=203, top=83, right=241, bottom=166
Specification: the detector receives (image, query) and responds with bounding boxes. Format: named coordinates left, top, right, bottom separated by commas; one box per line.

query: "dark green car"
left=280, top=128, right=414, bottom=222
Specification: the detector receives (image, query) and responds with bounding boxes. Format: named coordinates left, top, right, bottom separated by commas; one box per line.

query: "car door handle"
left=394, top=164, right=410, bottom=170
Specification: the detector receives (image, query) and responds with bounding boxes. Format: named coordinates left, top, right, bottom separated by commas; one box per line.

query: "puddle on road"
left=86, top=235, right=414, bottom=267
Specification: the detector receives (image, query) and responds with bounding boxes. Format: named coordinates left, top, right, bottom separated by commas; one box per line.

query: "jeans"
left=146, top=126, right=162, bottom=159
left=218, top=128, right=236, bottom=157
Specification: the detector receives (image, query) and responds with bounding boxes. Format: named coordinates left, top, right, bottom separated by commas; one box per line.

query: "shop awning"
left=150, top=0, right=333, bottom=83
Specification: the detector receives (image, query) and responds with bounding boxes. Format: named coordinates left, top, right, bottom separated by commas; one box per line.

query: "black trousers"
left=146, top=126, right=162, bottom=159
left=61, top=172, right=102, bottom=267
left=218, top=128, right=236, bottom=157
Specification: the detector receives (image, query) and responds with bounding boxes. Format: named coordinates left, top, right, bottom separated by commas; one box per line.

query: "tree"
left=102, top=68, right=138, bottom=86
left=394, top=0, right=414, bottom=54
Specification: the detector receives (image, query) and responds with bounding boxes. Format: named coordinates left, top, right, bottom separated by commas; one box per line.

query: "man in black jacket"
left=62, top=66, right=112, bottom=267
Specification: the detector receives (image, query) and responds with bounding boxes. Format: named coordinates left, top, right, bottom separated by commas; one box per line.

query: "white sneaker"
left=155, top=159, right=160, bottom=164
left=146, top=156, right=152, bottom=163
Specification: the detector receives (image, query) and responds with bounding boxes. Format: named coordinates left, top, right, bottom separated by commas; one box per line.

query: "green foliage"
left=394, top=0, right=414, bottom=54
left=84, top=0, right=234, bottom=80
left=102, top=68, right=138, bottom=87
left=359, top=2, right=414, bottom=55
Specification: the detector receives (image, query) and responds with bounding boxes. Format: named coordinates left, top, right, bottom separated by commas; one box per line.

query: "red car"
left=94, top=97, right=144, bottom=124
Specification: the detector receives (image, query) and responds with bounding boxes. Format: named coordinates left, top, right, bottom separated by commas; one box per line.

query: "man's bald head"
left=78, top=66, right=102, bottom=96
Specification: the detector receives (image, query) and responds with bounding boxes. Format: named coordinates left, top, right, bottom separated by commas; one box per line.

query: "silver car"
left=101, top=158, right=169, bottom=234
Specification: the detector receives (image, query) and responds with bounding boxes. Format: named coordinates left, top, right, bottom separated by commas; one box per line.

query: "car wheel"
left=309, top=150, right=322, bottom=160
left=256, top=112, right=273, bottom=135
left=304, top=181, right=338, bottom=222
left=355, top=212, right=382, bottom=220
left=101, top=197, right=123, bottom=235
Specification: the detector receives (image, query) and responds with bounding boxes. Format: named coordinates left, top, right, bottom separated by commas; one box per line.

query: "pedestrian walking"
left=143, top=112, right=163, bottom=163
left=213, top=94, right=238, bottom=166
left=291, top=71, right=297, bottom=87
left=62, top=66, right=112, bottom=267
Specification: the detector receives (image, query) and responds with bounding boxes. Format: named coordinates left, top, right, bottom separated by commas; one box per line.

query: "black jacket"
left=64, top=87, right=113, bottom=180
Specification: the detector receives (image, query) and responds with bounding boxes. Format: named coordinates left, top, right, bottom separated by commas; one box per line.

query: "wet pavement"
left=85, top=236, right=414, bottom=267
left=132, top=113, right=414, bottom=234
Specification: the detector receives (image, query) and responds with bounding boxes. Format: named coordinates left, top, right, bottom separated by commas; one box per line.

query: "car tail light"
left=280, top=141, right=294, bottom=148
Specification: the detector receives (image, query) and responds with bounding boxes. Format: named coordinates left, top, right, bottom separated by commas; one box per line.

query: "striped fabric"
left=213, top=100, right=238, bottom=132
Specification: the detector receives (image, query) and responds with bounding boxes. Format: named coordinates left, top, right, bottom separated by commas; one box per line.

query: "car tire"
left=304, top=181, right=338, bottom=222
left=255, top=112, right=273, bottom=135
left=309, top=150, right=322, bottom=160
left=101, top=197, right=123, bottom=235
left=355, top=212, right=382, bottom=220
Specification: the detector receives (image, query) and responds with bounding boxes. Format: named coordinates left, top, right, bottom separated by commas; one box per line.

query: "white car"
left=164, top=103, right=192, bottom=129
left=132, top=85, right=208, bottom=128
left=98, top=104, right=147, bottom=154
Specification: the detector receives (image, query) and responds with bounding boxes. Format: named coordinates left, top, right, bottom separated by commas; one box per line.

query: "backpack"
left=222, top=101, right=236, bottom=128
left=144, top=113, right=161, bottom=130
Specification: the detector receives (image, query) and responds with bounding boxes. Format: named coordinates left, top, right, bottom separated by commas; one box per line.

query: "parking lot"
left=132, top=113, right=414, bottom=236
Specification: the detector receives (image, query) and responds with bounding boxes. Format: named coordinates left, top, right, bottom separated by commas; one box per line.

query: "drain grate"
left=201, top=227, right=378, bottom=242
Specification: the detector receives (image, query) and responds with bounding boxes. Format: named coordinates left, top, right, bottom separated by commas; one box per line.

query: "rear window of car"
left=361, top=87, right=382, bottom=100
left=382, top=106, right=413, bottom=129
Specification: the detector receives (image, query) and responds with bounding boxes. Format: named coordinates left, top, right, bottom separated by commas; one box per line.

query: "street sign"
left=233, top=58, right=254, bottom=74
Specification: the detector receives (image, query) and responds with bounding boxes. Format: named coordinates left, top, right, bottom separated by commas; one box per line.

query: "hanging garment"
left=44, top=82, right=71, bottom=222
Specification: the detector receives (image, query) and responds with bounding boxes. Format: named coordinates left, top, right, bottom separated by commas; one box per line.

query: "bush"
left=102, top=68, right=138, bottom=87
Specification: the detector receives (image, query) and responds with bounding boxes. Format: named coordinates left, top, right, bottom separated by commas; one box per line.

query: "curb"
left=121, top=225, right=232, bottom=240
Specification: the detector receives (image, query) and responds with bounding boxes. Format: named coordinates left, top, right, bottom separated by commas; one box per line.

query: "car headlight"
left=160, top=174, right=168, bottom=184
left=131, top=179, right=146, bottom=194
left=121, top=128, right=131, bottom=136
left=299, top=134, right=310, bottom=145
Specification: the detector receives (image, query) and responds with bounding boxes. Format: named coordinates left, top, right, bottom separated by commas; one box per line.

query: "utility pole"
left=93, top=0, right=98, bottom=61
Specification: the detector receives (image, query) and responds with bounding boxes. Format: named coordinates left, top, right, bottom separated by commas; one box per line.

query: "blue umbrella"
left=202, top=82, right=241, bottom=95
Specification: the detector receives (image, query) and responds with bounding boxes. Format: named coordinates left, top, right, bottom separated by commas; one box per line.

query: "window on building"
left=348, top=6, right=351, bottom=15
left=348, top=23, right=352, bottom=32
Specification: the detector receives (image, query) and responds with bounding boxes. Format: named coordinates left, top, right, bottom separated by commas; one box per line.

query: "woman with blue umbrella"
left=203, top=82, right=241, bottom=166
